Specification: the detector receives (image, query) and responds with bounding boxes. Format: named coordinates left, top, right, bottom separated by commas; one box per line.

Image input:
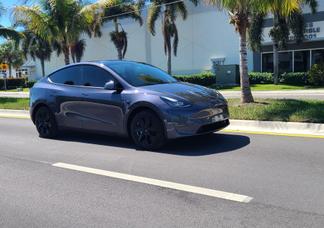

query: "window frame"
left=81, top=64, right=117, bottom=89
left=47, top=64, right=119, bottom=90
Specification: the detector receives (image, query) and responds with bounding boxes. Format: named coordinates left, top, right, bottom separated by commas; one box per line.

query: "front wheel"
left=130, top=110, right=166, bottom=150
left=34, top=106, right=58, bottom=138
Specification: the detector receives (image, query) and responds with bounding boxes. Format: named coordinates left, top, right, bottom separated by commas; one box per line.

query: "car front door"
left=78, top=65, right=125, bottom=134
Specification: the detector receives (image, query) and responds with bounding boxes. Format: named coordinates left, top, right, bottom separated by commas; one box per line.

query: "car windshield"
left=104, top=61, right=177, bottom=87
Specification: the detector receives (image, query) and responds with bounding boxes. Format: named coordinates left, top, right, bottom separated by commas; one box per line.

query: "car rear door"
left=48, top=66, right=84, bottom=130
left=78, top=65, right=124, bottom=134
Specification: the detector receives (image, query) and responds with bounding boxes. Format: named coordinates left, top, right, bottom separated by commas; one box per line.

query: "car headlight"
left=160, top=96, right=191, bottom=108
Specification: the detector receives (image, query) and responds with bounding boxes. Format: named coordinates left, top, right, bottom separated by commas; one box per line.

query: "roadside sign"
left=0, top=63, right=8, bottom=71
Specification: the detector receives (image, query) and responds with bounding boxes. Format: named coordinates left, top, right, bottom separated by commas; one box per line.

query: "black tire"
left=34, top=106, right=58, bottom=138
left=130, top=110, right=166, bottom=150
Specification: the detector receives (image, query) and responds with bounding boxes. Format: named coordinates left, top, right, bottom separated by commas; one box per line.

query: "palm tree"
left=0, top=41, right=24, bottom=89
left=249, top=0, right=317, bottom=84
left=99, top=0, right=144, bottom=60
left=0, top=1, right=21, bottom=43
left=147, top=0, right=198, bottom=74
left=14, top=0, right=98, bottom=65
left=22, top=31, right=52, bottom=77
left=206, top=0, right=269, bottom=103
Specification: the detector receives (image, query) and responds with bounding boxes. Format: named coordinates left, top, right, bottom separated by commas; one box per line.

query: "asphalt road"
left=1, top=118, right=324, bottom=227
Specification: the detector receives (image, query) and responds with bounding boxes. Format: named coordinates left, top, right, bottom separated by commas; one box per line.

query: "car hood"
left=142, top=82, right=226, bottom=105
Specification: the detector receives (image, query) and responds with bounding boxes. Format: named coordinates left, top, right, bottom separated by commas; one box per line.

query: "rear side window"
left=49, top=66, right=82, bottom=86
left=82, top=65, right=114, bottom=87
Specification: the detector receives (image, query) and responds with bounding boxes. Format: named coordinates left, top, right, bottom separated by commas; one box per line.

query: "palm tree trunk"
left=63, top=44, right=70, bottom=65
left=167, top=50, right=172, bottom=75
left=40, top=58, right=45, bottom=77
left=273, top=13, right=280, bottom=85
left=273, top=42, right=279, bottom=84
left=239, top=26, right=254, bottom=103
left=9, top=63, right=12, bottom=78
left=117, top=48, right=123, bottom=60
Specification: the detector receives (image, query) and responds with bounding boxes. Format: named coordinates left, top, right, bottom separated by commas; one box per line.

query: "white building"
left=24, top=1, right=324, bottom=80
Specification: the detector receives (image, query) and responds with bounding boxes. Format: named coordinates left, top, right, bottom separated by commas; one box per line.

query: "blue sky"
left=0, top=0, right=36, bottom=27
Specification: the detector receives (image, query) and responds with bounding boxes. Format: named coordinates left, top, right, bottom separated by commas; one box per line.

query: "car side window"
left=49, top=66, right=82, bottom=86
left=82, top=65, right=114, bottom=88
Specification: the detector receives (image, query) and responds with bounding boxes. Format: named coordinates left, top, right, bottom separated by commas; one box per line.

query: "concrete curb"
left=226, top=119, right=324, bottom=137
left=0, top=92, right=29, bottom=98
left=0, top=109, right=323, bottom=137
left=0, top=109, right=29, bottom=119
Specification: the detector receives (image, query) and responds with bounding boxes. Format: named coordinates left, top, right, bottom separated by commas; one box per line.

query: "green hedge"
left=249, top=72, right=273, bottom=84
left=280, top=72, right=307, bottom=85
left=0, top=78, right=27, bottom=90
left=308, top=64, right=324, bottom=86
left=174, top=72, right=215, bottom=86
left=249, top=72, right=308, bottom=85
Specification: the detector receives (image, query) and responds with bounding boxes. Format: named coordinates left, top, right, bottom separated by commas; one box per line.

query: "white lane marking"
left=52, top=162, right=253, bottom=203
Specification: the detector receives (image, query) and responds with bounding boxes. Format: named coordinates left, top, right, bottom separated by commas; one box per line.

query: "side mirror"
left=104, top=80, right=115, bottom=90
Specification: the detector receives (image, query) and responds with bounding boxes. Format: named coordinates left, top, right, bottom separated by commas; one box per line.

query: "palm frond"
left=288, top=11, right=304, bottom=44
left=172, top=23, right=179, bottom=56
left=147, top=3, right=162, bottom=35
left=0, top=26, right=22, bottom=44
left=175, top=1, right=187, bottom=20
left=248, top=12, right=265, bottom=52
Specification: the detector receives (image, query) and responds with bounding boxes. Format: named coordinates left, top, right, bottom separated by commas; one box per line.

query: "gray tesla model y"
left=30, top=60, right=229, bottom=150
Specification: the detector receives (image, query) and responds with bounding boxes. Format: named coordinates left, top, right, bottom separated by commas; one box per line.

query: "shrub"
left=308, top=64, right=324, bottom=86
left=0, top=78, right=27, bottom=90
left=280, top=72, right=308, bottom=85
left=174, top=71, right=215, bottom=86
left=249, top=72, right=273, bottom=84
left=26, top=80, right=36, bottom=88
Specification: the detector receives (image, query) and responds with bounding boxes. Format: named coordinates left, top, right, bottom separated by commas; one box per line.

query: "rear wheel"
left=130, top=110, right=166, bottom=150
left=35, top=106, right=58, bottom=138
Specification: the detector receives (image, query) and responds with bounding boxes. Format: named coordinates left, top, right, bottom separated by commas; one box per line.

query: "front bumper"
left=163, top=104, right=230, bottom=139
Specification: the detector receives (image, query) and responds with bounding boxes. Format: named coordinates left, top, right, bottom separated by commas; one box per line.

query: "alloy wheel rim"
left=36, top=110, right=52, bottom=136
left=134, top=116, right=158, bottom=147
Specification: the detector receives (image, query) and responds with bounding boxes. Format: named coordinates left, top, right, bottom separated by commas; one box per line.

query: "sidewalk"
left=1, top=109, right=323, bottom=138
left=221, top=89, right=324, bottom=100
left=1, top=90, right=324, bottom=100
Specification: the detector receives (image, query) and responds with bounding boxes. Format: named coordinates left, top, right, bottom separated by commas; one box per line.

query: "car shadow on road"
left=54, top=131, right=250, bottom=156
left=161, top=133, right=250, bottom=156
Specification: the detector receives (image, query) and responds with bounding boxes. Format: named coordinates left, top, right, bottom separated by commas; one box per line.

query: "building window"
left=294, top=51, right=310, bottom=72
left=278, top=52, right=293, bottom=73
left=262, top=53, right=273, bottom=73
left=16, top=68, right=28, bottom=78
left=262, top=52, right=293, bottom=73
left=312, top=49, right=324, bottom=65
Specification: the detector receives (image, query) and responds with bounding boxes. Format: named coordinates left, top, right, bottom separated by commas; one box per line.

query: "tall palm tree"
left=98, top=0, right=144, bottom=60
left=14, top=0, right=98, bottom=65
left=147, top=0, right=198, bottom=74
left=249, top=0, right=317, bottom=84
left=22, top=31, right=52, bottom=77
left=206, top=0, right=269, bottom=103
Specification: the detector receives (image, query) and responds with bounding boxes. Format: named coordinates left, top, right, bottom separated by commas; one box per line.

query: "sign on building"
left=262, top=20, right=324, bottom=44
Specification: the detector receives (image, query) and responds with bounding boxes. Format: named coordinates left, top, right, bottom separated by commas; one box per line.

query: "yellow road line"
left=222, top=129, right=324, bottom=139
left=53, top=162, right=253, bottom=203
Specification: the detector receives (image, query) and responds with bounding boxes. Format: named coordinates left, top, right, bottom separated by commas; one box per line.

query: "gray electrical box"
left=214, top=64, right=240, bottom=85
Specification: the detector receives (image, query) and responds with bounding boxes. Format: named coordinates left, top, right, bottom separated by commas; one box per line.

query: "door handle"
left=81, top=93, right=89, bottom=97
